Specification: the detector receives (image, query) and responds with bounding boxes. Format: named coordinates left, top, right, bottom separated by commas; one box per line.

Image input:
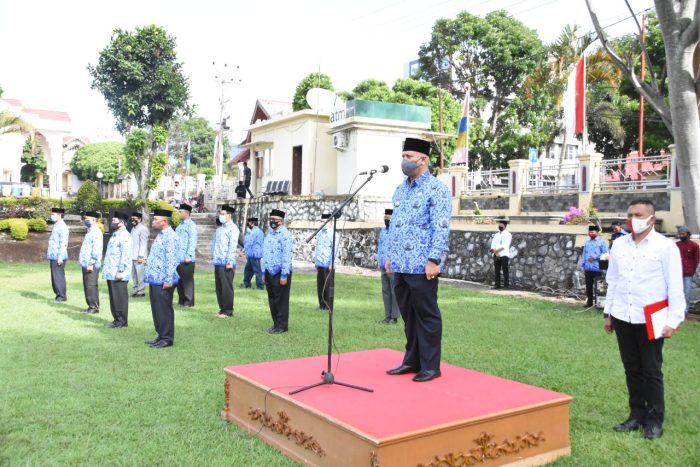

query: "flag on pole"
left=563, top=56, right=586, bottom=137
left=186, top=140, right=191, bottom=176
left=452, top=96, right=469, bottom=164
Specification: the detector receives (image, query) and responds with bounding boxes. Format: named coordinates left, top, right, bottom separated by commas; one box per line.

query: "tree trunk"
left=667, top=47, right=700, bottom=231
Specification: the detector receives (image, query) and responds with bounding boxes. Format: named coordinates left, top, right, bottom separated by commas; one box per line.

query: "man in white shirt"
left=604, top=199, right=685, bottom=440
left=489, top=219, right=512, bottom=289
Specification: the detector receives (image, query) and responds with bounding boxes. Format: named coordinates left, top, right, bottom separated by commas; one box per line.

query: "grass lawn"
left=0, top=262, right=698, bottom=466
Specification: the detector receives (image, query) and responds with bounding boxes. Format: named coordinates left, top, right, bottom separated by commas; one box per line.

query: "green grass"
left=0, top=262, right=698, bottom=466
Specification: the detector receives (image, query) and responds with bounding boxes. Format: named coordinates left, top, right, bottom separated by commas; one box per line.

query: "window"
left=567, top=144, right=577, bottom=160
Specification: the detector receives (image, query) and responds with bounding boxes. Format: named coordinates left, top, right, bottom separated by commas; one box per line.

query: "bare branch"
left=585, top=0, right=673, bottom=132
left=624, top=0, right=660, bottom=93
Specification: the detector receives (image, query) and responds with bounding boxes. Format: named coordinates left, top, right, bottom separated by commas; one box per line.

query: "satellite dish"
left=306, top=88, right=344, bottom=114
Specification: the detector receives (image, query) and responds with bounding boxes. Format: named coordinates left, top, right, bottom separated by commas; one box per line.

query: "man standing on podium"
left=604, top=199, right=685, bottom=439
left=385, top=138, right=452, bottom=383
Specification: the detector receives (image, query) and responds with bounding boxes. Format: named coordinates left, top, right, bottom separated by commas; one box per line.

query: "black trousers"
left=176, top=262, right=196, bottom=306
left=214, top=266, right=235, bottom=315
left=50, top=260, right=67, bottom=300
left=82, top=267, right=100, bottom=311
left=149, top=284, right=175, bottom=343
left=106, top=280, right=129, bottom=324
left=266, top=271, right=292, bottom=330
left=584, top=271, right=601, bottom=305
left=612, top=317, right=665, bottom=425
left=393, top=273, right=442, bottom=372
left=316, top=267, right=332, bottom=309
left=245, top=180, right=254, bottom=197
left=494, top=256, right=509, bottom=288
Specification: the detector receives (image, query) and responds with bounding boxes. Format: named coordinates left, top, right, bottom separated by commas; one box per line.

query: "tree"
left=73, top=180, right=102, bottom=214
left=586, top=0, right=700, bottom=230
left=292, top=73, right=334, bottom=111
left=0, top=111, right=34, bottom=139
left=346, top=78, right=461, bottom=167
left=88, top=25, right=190, bottom=200
left=418, top=10, right=546, bottom=167
left=70, top=142, right=125, bottom=183
left=20, top=139, right=46, bottom=186
left=167, top=116, right=230, bottom=178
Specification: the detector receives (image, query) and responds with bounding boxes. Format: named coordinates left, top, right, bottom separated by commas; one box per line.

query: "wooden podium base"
left=222, top=349, right=571, bottom=466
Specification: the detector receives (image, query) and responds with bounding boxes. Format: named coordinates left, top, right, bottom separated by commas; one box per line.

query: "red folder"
left=643, top=299, right=669, bottom=340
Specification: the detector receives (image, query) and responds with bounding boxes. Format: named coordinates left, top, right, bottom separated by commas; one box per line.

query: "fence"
left=462, top=168, right=510, bottom=196
left=598, top=154, right=671, bottom=191
left=527, top=161, right=580, bottom=193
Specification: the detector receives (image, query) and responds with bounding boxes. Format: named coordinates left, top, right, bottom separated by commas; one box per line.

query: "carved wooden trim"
left=222, top=377, right=231, bottom=418
left=248, top=408, right=326, bottom=457
left=418, top=431, right=545, bottom=466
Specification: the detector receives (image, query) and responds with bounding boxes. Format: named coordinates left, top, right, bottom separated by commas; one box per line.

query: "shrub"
left=73, top=181, right=102, bottom=214
left=0, top=219, right=8, bottom=230
left=8, top=219, right=28, bottom=240
left=26, top=218, right=47, bottom=232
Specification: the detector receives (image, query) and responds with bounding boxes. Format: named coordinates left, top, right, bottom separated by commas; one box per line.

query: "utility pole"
left=637, top=14, right=646, bottom=180
left=212, top=62, right=241, bottom=186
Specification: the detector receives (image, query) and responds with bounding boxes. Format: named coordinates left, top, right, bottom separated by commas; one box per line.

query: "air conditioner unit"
left=333, top=132, right=348, bottom=150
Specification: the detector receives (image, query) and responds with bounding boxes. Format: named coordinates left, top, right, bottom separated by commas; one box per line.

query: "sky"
left=0, top=0, right=655, bottom=143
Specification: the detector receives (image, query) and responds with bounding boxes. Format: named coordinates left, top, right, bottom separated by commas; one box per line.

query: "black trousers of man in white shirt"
left=493, top=256, right=509, bottom=288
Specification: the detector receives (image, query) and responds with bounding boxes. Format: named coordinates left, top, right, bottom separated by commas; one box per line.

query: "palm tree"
left=0, top=110, right=35, bottom=138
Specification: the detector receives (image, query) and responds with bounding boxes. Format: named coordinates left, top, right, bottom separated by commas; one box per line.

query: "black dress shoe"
left=613, top=418, right=643, bottom=432
left=386, top=365, right=419, bottom=375
left=107, top=321, right=127, bottom=328
left=271, top=327, right=287, bottom=334
left=413, top=370, right=441, bottom=382
left=54, top=297, right=67, bottom=303
left=265, top=326, right=277, bottom=333
left=144, top=338, right=160, bottom=345
left=131, top=293, right=145, bottom=298
left=644, top=424, right=663, bottom=439
left=150, top=340, right=173, bottom=348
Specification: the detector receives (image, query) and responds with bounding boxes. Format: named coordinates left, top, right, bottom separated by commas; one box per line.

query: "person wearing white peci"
left=603, top=199, right=685, bottom=440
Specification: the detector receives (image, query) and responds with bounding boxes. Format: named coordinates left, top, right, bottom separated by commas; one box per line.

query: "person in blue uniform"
left=262, top=209, right=294, bottom=334
left=315, top=212, right=334, bottom=310
left=175, top=203, right=197, bottom=307
left=378, top=208, right=399, bottom=324
left=242, top=217, right=264, bottom=289
left=78, top=211, right=103, bottom=314
left=102, top=212, right=133, bottom=328
left=144, top=209, right=180, bottom=348
left=47, top=207, right=69, bottom=302
left=385, top=138, right=452, bottom=383
left=211, top=205, right=239, bottom=318
left=581, top=224, right=609, bottom=308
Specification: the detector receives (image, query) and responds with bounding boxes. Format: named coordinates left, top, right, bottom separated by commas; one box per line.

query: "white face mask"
left=218, top=215, right=227, bottom=224
left=50, top=214, right=58, bottom=222
left=631, top=215, right=653, bottom=234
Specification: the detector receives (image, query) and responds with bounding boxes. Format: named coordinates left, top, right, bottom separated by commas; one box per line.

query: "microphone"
left=359, top=165, right=389, bottom=175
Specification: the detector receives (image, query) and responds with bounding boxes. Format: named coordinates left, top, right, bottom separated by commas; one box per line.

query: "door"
left=292, top=146, right=302, bottom=195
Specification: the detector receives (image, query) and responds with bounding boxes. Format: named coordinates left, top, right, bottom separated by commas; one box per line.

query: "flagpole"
left=465, top=83, right=470, bottom=167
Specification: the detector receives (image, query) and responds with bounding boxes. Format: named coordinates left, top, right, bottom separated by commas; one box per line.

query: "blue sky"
left=0, top=0, right=654, bottom=142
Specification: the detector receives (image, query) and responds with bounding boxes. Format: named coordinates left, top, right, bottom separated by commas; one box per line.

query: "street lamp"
left=96, top=171, right=103, bottom=198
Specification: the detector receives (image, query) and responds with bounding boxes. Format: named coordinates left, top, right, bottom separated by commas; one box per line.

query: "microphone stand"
left=289, top=171, right=378, bottom=395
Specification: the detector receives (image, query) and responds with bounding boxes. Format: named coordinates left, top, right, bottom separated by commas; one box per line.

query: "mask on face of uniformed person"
left=111, top=221, right=120, bottom=231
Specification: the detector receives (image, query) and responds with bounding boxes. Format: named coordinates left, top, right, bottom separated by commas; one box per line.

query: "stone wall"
left=460, top=196, right=509, bottom=211
left=521, top=193, right=579, bottom=212
left=592, top=190, right=670, bottom=212
left=224, top=195, right=392, bottom=226
left=287, top=227, right=582, bottom=291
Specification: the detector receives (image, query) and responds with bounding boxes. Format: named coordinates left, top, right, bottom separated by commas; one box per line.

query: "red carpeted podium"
left=222, top=348, right=571, bottom=466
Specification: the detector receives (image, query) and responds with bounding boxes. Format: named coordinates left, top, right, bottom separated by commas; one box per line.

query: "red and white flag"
left=563, top=56, right=586, bottom=137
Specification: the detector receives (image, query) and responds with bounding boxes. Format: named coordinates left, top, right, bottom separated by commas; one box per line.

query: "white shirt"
left=604, top=229, right=685, bottom=329
left=490, top=230, right=512, bottom=258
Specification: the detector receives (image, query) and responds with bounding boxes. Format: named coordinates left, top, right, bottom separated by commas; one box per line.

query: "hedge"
left=0, top=217, right=50, bottom=240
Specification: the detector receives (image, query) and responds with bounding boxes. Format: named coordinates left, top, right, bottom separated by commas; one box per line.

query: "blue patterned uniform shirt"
left=78, top=226, right=103, bottom=269
left=211, top=221, right=240, bottom=267
left=263, top=225, right=294, bottom=278
left=102, top=228, right=133, bottom=281
left=46, top=219, right=69, bottom=261
left=244, top=226, right=264, bottom=259
left=176, top=218, right=198, bottom=263
left=315, top=227, right=335, bottom=269
left=377, top=227, right=390, bottom=271
left=581, top=236, right=609, bottom=272
left=387, top=171, right=452, bottom=274
left=144, top=226, right=180, bottom=286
